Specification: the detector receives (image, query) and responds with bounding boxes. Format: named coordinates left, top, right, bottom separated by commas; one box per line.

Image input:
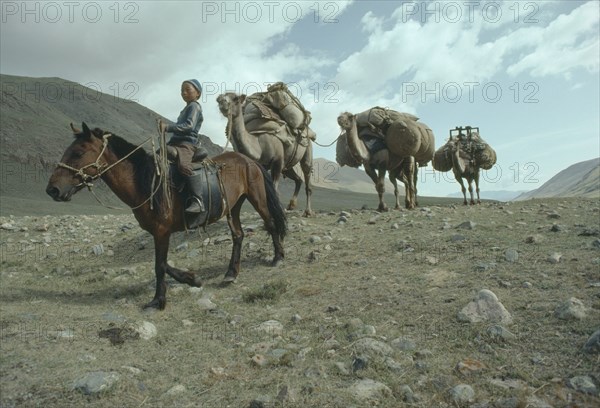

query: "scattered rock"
left=164, top=384, right=186, bottom=396
left=0, top=223, right=16, bottom=230
left=326, top=305, right=341, bottom=312
left=504, top=249, right=519, bottom=263
left=197, top=297, right=217, bottom=311
left=458, top=289, right=513, bottom=325
left=522, top=281, right=532, bottom=288
left=547, top=252, right=562, bottom=264
left=354, top=337, right=393, bottom=358
left=367, top=217, right=379, bottom=225
left=550, top=224, right=562, bottom=232
left=91, top=244, right=104, bottom=256
left=175, top=242, right=189, bottom=251
left=456, top=221, right=476, bottom=230
left=135, top=321, right=157, bottom=340
left=555, top=297, right=587, bottom=320
left=352, top=356, right=368, bottom=372
left=71, top=371, right=120, bottom=395
left=291, top=314, right=302, bottom=323
left=335, top=361, right=349, bottom=375
left=399, top=385, right=416, bottom=402
left=309, top=235, right=321, bottom=243
left=456, top=358, right=486, bottom=375
left=547, top=212, right=561, bottom=219
left=568, top=375, right=597, bottom=395
left=583, top=329, right=600, bottom=354
left=450, top=384, right=475, bottom=405
left=348, top=378, right=392, bottom=401
left=251, top=354, right=268, bottom=367
left=486, top=325, right=516, bottom=342
left=525, top=234, right=543, bottom=244
left=276, top=385, right=295, bottom=403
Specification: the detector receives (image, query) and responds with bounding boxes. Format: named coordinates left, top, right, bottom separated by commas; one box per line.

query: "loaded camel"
left=336, top=110, right=435, bottom=210
left=433, top=129, right=497, bottom=205
left=217, top=93, right=314, bottom=217
left=337, top=113, right=416, bottom=210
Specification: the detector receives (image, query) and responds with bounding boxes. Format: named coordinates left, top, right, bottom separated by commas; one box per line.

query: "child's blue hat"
left=184, top=79, right=202, bottom=94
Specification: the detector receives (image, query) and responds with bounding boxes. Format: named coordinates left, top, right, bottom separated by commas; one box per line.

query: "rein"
left=57, top=133, right=160, bottom=211
left=312, top=130, right=344, bottom=148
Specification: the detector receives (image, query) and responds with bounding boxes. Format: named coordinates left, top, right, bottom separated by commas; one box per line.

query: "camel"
left=336, top=130, right=416, bottom=210
left=449, top=138, right=482, bottom=205
left=433, top=132, right=497, bottom=205
left=217, top=93, right=314, bottom=217
left=337, top=112, right=435, bottom=209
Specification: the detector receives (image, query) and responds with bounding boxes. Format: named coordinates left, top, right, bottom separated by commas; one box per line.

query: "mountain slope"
left=515, top=158, right=599, bottom=200
left=0, top=74, right=221, bottom=166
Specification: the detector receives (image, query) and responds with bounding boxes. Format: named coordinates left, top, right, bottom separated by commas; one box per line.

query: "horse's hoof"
left=271, top=258, right=284, bottom=267
left=143, top=297, right=165, bottom=310
left=302, top=210, right=314, bottom=218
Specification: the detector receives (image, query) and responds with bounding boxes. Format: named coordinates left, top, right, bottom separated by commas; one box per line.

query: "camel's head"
left=216, top=93, right=245, bottom=118
left=337, top=112, right=355, bottom=130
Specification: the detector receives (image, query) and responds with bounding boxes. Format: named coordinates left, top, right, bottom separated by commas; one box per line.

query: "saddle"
left=166, top=148, right=225, bottom=229
left=165, top=145, right=208, bottom=169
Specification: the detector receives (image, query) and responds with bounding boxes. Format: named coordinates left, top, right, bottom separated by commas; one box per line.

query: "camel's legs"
left=365, top=163, right=388, bottom=212
left=404, top=156, right=416, bottom=209
left=474, top=170, right=481, bottom=204
left=455, top=173, right=468, bottom=205
left=299, top=143, right=314, bottom=217
left=282, top=167, right=302, bottom=211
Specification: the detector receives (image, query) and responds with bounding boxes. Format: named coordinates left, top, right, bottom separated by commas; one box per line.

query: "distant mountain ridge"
left=515, top=157, right=599, bottom=200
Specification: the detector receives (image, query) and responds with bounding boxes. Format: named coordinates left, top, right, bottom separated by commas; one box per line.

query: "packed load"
left=354, top=106, right=434, bottom=166
left=433, top=126, right=497, bottom=172
left=336, top=132, right=363, bottom=168
left=243, top=82, right=316, bottom=145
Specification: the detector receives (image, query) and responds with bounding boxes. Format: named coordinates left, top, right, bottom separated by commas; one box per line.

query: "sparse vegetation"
left=1, top=197, right=599, bottom=407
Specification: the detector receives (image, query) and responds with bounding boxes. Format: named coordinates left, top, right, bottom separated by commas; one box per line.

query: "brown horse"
left=46, top=122, right=287, bottom=310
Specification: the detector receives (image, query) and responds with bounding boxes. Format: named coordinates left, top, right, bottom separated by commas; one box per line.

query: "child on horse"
left=159, top=79, right=209, bottom=214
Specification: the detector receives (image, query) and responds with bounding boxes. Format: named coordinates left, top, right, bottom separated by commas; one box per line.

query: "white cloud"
left=506, top=1, right=600, bottom=77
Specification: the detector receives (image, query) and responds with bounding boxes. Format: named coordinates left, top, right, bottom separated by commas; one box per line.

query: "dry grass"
left=1, top=197, right=599, bottom=407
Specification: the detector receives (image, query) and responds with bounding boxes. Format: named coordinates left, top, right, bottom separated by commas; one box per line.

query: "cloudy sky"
left=1, top=0, right=598, bottom=197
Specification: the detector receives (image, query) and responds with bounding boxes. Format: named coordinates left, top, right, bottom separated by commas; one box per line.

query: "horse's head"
left=46, top=122, right=108, bottom=201
left=337, top=112, right=355, bottom=130
left=216, top=93, right=245, bottom=118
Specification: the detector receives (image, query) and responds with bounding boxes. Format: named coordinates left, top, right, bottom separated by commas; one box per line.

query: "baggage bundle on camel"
left=336, top=132, right=363, bottom=168
left=243, top=82, right=316, bottom=145
left=354, top=106, right=435, bottom=166
left=433, top=127, right=497, bottom=172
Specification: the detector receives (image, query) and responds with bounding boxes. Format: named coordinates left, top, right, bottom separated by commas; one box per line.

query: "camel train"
left=214, top=88, right=497, bottom=213
left=46, top=83, right=498, bottom=309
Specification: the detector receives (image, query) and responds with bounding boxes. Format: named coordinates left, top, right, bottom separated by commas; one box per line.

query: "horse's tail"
left=258, top=164, right=287, bottom=239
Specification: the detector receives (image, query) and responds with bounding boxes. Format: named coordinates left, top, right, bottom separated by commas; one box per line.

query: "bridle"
left=56, top=133, right=154, bottom=209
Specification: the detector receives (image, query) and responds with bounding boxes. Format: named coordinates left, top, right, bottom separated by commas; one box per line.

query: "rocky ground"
left=0, top=197, right=599, bottom=407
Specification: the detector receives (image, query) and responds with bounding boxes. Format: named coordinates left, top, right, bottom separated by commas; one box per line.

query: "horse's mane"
left=80, top=129, right=164, bottom=212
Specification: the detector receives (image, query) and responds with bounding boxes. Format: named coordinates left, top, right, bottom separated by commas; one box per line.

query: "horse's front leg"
left=223, top=202, right=244, bottom=283
left=144, top=231, right=170, bottom=310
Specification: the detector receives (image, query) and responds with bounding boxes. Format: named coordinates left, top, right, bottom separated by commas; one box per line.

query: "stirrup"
left=185, top=197, right=205, bottom=214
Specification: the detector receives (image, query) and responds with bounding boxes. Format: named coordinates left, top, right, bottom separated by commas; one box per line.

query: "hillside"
left=515, top=158, right=599, bottom=200
left=0, top=74, right=221, bottom=166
